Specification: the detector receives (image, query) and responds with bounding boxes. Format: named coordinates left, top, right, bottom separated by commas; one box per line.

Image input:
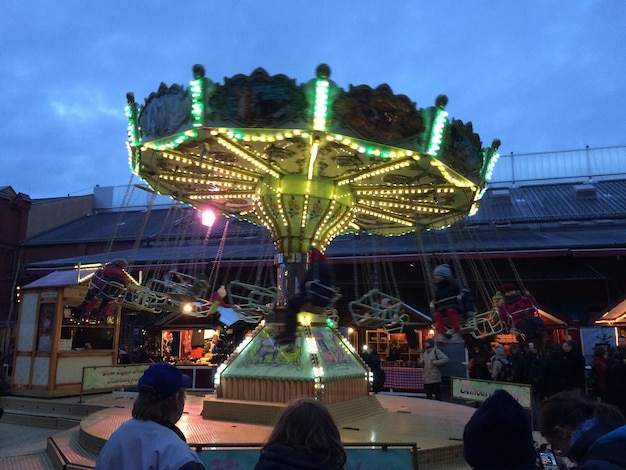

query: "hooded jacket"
left=569, top=423, right=626, bottom=469
left=422, top=345, right=449, bottom=384
left=491, top=345, right=511, bottom=381
left=254, top=443, right=344, bottom=470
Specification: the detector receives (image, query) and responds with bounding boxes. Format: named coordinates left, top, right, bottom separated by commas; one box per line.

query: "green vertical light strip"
left=190, top=78, right=204, bottom=128
left=125, top=102, right=140, bottom=147
left=483, top=151, right=500, bottom=183
left=125, top=97, right=141, bottom=174
left=427, top=108, right=448, bottom=157
left=313, top=79, right=330, bottom=131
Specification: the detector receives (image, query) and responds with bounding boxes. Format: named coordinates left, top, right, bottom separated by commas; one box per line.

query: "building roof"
left=20, top=206, right=267, bottom=247
left=22, top=269, right=97, bottom=289
left=472, top=180, right=626, bottom=223
left=595, top=296, right=626, bottom=326
left=22, top=178, right=626, bottom=271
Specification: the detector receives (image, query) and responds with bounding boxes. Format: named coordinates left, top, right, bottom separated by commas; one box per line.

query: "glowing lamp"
left=201, top=209, right=216, bottom=227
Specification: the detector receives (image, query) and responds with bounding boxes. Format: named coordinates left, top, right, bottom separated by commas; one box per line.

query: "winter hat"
left=463, top=390, right=537, bottom=469
left=425, top=338, right=435, bottom=348
left=433, top=264, right=451, bottom=278
left=111, top=258, right=129, bottom=269
left=138, top=362, right=192, bottom=400
left=501, top=283, right=518, bottom=294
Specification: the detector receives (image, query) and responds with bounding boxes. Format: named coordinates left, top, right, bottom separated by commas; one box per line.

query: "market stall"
left=12, top=269, right=121, bottom=397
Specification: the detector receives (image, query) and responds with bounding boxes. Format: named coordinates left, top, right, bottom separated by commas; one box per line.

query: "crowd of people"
left=463, top=335, right=626, bottom=469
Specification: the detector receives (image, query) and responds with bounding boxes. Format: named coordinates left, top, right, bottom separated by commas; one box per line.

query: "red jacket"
left=210, top=290, right=231, bottom=308
left=102, top=264, right=129, bottom=285
left=592, top=355, right=608, bottom=393
left=498, top=292, right=537, bottom=323
left=92, top=264, right=129, bottom=289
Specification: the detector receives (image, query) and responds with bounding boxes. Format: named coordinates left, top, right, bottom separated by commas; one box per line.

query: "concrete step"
left=0, top=396, right=107, bottom=417
left=1, top=410, right=80, bottom=429
left=0, top=452, right=56, bottom=470
left=47, top=430, right=97, bottom=469
left=0, top=396, right=107, bottom=430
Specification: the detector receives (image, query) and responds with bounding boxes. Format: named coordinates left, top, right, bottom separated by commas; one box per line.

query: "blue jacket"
left=578, top=424, right=626, bottom=469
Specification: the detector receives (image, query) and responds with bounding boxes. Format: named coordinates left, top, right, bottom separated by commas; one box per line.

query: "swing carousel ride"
left=124, top=64, right=500, bottom=406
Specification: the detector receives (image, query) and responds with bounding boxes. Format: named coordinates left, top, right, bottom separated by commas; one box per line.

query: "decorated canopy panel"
left=127, top=64, right=500, bottom=253
left=219, top=323, right=368, bottom=382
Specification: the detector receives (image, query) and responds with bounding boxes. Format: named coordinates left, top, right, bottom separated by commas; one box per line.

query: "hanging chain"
left=104, top=175, right=135, bottom=256
left=128, top=192, right=157, bottom=268
left=208, top=218, right=230, bottom=294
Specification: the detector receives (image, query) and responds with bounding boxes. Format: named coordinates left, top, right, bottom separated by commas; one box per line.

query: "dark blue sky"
left=2, top=1, right=625, bottom=198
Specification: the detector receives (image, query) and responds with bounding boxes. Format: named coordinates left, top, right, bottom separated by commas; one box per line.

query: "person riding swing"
left=430, top=264, right=474, bottom=343
left=497, top=283, right=548, bottom=347
left=274, top=248, right=336, bottom=345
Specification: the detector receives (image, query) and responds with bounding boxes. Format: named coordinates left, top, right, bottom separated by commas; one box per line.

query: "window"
left=36, top=302, right=55, bottom=352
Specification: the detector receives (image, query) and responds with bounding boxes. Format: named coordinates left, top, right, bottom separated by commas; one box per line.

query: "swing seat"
left=180, top=299, right=216, bottom=317
left=144, top=272, right=208, bottom=306
left=442, top=315, right=478, bottom=336
left=508, top=306, right=539, bottom=322
left=143, top=278, right=211, bottom=313
left=227, top=281, right=279, bottom=323
left=144, top=278, right=179, bottom=312
left=326, top=308, right=340, bottom=327
left=470, top=310, right=512, bottom=339
left=163, top=271, right=208, bottom=300
left=349, top=289, right=404, bottom=329
left=383, top=312, right=410, bottom=334
left=89, top=275, right=127, bottom=301
left=122, top=284, right=167, bottom=313
left=304, top=280, right=338, bottom=307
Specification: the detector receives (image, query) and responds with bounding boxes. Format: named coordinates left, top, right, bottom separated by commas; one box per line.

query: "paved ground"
left=0, top=392, right=115, bottom=459
left=0, top=423, right=68, bottom=458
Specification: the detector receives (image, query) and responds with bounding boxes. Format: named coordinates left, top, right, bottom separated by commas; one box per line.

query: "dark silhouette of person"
left=362, top=344, right=386, bottom=393
left=74, top=259, right=131, bottom=320
left=274, top=248, right=335, bottom=344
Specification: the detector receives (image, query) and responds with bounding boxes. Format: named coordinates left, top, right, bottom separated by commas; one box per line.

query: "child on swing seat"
left=431, top=264, right=464, bottom=344
left=73, top=259, right=130, bottom=321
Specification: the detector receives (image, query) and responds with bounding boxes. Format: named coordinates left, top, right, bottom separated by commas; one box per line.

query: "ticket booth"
left=12, top=269, right=120, bottom=397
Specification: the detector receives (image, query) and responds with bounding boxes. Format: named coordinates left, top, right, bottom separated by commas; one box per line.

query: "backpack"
left=496, top=359, right=516, bottom=382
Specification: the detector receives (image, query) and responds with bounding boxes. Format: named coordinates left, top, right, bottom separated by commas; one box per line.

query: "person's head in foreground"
left=255, top=397, right=346, bottom=470
left=133, top=361, right=192, bottom=424
left=539, top=390, right=625, bottom=465
left=463, top=389, right=538, bottom=469
left=95, top=362, right=203, bottom=470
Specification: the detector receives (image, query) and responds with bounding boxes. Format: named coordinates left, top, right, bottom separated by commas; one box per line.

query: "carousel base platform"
left=0, top=392, right=477, bottom=469
left=202, top=394, right=385, bottom=426
left=73, top=392, right=473, bottom=469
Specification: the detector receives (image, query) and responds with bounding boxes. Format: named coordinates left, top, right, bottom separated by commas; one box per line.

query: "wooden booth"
left=12, top=269, right=121, bottom=397
left=151, top=307, right=249, bottom=391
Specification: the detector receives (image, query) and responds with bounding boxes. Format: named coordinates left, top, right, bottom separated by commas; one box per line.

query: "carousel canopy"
left=127, top=64, right=500, bottom=254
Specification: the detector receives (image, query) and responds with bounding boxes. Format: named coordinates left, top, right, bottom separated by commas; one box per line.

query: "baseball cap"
left=138, top=362, right=192, bottom=399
